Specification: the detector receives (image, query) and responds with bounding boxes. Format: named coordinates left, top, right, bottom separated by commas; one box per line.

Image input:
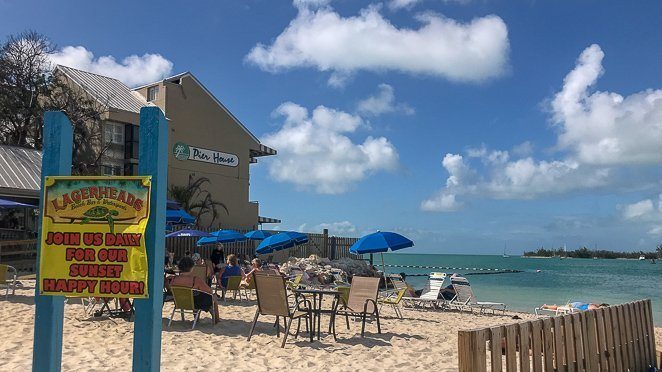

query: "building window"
left=124, top=124, right=139, bottom=160
left=104, top=122, right=124, bottom=145
left=147, top=86, right=159, bottom=101
left=102, top=163, right=123, bottom=176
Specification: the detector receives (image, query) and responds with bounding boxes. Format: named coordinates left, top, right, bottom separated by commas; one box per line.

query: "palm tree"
left=657, top=244, right=662, bottom=259
left=168, top=175, right=228, bottom=227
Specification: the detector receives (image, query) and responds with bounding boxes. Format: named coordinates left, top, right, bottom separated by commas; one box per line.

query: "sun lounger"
left=402, top=272, right=447, bottom=309
left=534, top=303, right=578, bottom=316
left=0, top=264, right=17, bottom=299
left=449, top=276, right=506, bottom=315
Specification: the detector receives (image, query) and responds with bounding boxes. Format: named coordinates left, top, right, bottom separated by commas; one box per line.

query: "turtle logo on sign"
left=173, top=142, right=190, bottom=161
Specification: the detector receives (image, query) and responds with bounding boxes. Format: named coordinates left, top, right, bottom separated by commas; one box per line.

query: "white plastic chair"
left=0, top=264, right=17, bottom=299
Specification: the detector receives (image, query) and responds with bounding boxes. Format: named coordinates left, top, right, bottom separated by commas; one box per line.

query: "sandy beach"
left=1, top=281, right=660, bottom=371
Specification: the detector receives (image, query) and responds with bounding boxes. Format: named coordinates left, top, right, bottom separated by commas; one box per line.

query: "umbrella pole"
left=380, top=252, right=387, bottom=278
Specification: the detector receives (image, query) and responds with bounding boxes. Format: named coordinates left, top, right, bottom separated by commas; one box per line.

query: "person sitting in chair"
left=242, top=258, right=263, bottom=287
left=217, top=254, right=244, bottom=296
left=170, top=257, right=220, bottom=324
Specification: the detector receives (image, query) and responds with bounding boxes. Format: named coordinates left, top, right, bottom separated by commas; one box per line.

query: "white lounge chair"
left=449, top=276, right=506, bottom=315
left=0, top=264, right=17, bottom=299
left=402, top=272, right=447, bottom=309
left=534, top=301, right=579, bottom=316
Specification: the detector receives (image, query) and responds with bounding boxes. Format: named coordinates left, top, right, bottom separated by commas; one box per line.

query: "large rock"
left=278, top=255, right=378, bottom=286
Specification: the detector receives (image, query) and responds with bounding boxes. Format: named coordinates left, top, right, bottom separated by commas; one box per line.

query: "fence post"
left=132, top=107, right=168, bottom=372
left=331, top=237, right=337, bottom=260
left=459, top=329, right=487, bottom=371
left=322, top=229, right=329, bottom=258
left=32, top=111, right=72, bottom=372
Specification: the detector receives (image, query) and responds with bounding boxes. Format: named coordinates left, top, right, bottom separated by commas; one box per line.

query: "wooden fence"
left=166, top=226, right=361, bottom=262
left=458, top=299, right=658, bottom=371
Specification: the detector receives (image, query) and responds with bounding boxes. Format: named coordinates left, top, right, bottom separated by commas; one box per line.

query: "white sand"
left=1, top=281, right=660, bottom=371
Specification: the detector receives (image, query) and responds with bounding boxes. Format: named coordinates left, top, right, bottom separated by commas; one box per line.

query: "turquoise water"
left=382, top=253, right=662, bottom=325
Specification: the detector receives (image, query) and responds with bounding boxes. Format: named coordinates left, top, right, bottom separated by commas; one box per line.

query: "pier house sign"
left=173, top=142, right=238, bottom=167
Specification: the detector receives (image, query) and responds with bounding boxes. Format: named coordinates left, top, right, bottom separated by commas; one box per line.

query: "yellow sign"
left=38, top=176, right=151, bottom=298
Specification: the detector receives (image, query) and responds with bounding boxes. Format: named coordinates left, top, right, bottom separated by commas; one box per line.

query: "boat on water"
left=639, top=255, right=646, bottom=260
left=502, top=242, right=510, bottom=258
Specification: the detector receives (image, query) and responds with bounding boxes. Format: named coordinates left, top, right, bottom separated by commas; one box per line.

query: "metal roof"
left=0, top=145, right=41, bottom=193
left=55, top=65, right=148, bottom=114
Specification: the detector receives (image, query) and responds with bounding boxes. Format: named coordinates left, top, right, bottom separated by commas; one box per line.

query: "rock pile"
left=278, top=255, right=378, bottom=286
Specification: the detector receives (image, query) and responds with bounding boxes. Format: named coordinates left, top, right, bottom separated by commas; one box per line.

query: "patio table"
left=294, top=288, right=340, bottom=341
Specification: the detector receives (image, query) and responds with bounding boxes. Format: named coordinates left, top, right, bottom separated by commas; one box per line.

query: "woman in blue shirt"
left=219, top=254, right=244, bottom=295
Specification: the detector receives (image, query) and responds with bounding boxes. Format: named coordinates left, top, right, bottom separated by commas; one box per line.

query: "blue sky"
left=3, top=0, right=662, bottom=254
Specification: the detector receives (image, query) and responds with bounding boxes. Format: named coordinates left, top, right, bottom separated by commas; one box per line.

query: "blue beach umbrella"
left=255, top=231, right=309, bottom=255
left=165, top=229, right=213, bottom=238
left=350, top=231, right=414, bottom=275
left=197, top=229, right=248, bottom=246
left=244, top=230, right=273, bottom=240
left=166, top=208, right=196, bottom=225
left=166, top=199, right=182, bottom=210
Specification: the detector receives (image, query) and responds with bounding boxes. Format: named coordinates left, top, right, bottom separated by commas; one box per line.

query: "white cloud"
left=423, top=44, right=662, bottom=212
left=388, top=0, right=470, bottom=11
left=261, top=102, right=399, bottom=194
left=357, top=84, right=414, bottom=116
left=421, top=150, right=611, bottom=212
left=551, top=44, right=662, bottom=165
left=421, top=192, right=463, bottom=212
left=622, top=199, right=655, bottom=220
left=315, top=221, right=358, bottom=235
left=620, top=195, right=662, bottom=236
left=246, top=2, right=509, bottom=86
left=50, top=46, right=174, bottom=87
left=512, top=141, right=534, bottom=157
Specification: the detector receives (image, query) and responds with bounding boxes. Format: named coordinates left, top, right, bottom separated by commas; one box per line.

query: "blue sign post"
left=32, top=111, right=72, bottom=371
left=32, top=107, right=168, bottom=371
left=132, top=107, right=168, bottom=371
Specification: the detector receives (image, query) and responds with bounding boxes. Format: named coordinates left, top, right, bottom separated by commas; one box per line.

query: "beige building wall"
left=135, top=76, right=261, bottom=229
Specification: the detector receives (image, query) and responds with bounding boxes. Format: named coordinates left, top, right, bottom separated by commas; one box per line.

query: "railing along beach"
left=458, top=299, right=658, bottom=371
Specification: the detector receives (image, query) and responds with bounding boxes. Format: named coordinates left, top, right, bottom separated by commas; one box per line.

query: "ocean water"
left=381, top=253, right=662, bottom=325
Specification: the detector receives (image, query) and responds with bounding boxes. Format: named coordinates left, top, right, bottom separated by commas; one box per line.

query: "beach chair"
left=0, top=264, right=17, bottom=299
left=332, top=271, right=350, bottom=286
left=222, top=276, right=246, bottom=301
left=378, top=287, right=407, bottom=319
left=191, top=264, right=209, bottom=283
left=168, top=286, right=204, bottom=329
left=247, top=272, right=313, bottom=348
left=241, top=278, right=256, bottom=300
left=286, top=273, right=304, bottom=291
left=401, top=272, right=446, bottom=310
left=334, top=276, right=381, bottom=337
left=449, top=276, right=506, bottom=315
left=534, top=301, right=579, bottom=316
